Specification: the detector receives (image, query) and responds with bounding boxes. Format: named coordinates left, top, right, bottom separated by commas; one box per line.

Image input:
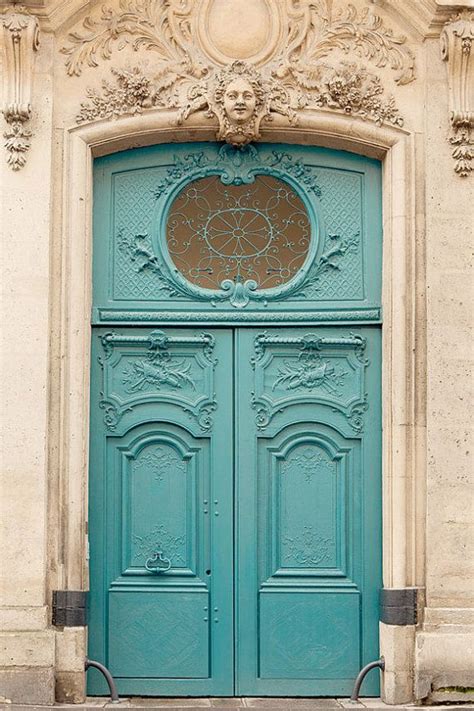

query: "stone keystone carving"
left=441, top=11, right=474, bottom=177
left=64, top=0, right=414, bottom=137
left=1, top=5, right=39, bottom=170
left=178, top=61, right=297, bottom=146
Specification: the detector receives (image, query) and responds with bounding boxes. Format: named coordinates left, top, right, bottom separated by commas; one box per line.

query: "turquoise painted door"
left=88, top=326, right=381, bottom=696
left=235, top=327, right=381, bottom=696
left=89, top=142, right=383, bottom=696
left=88, top=328, right=235, bottom=696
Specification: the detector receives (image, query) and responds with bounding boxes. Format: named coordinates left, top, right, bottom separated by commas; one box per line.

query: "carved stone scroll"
left=441, top=11, right=474, bottom=177
left=1, top=5, right=39, bottom=171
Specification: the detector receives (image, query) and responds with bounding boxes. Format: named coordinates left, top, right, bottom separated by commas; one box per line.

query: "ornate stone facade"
left=0, top=0, right=473, bottom=707
left=63, top=0, right=412, bottom=144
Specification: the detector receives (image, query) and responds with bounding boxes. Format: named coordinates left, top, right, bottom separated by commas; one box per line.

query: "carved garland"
left=1, top=5, right=39, bottom=170
left=62, top=0, right=415, bottom=142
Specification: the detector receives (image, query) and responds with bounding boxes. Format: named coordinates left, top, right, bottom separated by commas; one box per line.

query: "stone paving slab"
left=3, top=701, right=474, bottom=711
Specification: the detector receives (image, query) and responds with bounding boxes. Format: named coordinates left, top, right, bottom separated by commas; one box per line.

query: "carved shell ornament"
left=62, top=0, right=416, bottom=143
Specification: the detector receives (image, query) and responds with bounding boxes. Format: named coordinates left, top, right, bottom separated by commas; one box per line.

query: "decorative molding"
left=283, top=525, right=332, bottom=567
left=60, top=0, right=207, bottom=79
left=294, top=230, right=360, bottom=298
left=132, top=523, right=186, bottom=566
left=348, top=395, right=369, bottom=434
left=76, top=66, right=162, bottom=123
left=281, top=447, right=336, bottom=483
left=114, top=144, right=369, bottom=311
left=441, top=10, right=474, bottom=177
left=98, top=397, right=133, bottom=432
left=63, top=0, right=414, bottom=135
left=100, top=329, right=216, bottom=364
left=184, top=399, right=217, bottom=434
left=134, top=445, right=186, bottom=481
left=96, top=308, right=382, bottom=323
left=1, top=5, right=39, bottom=170
left=177, top=60, right=297, bottom=146
left=139, top=145, right=326, bottom=309
left=117, top=229, right=183, bottom=298
left=251, top=332, right=368, bottom=366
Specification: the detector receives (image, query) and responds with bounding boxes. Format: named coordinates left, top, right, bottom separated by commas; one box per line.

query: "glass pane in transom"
left=166, top=175, right=311, bottom=290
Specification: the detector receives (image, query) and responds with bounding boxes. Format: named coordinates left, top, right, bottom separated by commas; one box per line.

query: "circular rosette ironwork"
left=165, top=174, right=312, bottom=304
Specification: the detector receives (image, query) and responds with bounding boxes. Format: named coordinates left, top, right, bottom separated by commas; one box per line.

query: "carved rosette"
left=62, top=0, right=415, bottom=140
left=1, top=5, right=39, bottom=170
left=441, top=11, right=474, bottom=177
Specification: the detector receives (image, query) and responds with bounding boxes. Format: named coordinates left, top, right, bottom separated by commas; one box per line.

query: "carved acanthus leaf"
left=276, top=2, right=415, bottom=87
left=1, top=5, right=39, bottom=170
left=61, top=0, right=207, bottom=80
left=441, top=11, right=474, bottom=177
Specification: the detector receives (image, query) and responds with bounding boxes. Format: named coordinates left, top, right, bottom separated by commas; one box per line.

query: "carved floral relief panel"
left=127, top=440, right=191, bottom=572
left=278, top=442, right=340, bottom=571
left=97, top=329, right=218, bottom=434
left=251, top=331, right=369, bottom=435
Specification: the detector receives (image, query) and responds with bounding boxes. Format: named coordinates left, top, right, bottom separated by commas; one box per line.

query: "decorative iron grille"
left=166, top=175, right=311, bottom=291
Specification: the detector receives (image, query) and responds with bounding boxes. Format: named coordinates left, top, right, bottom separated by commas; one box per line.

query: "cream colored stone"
left=0, top=32, right=54, bottom=610
left=380, top=624, right=416, bottom=673
left=381, top=672, right=414, bottom=707
left=0, top=606, right=48, bottom=631
left=415, top=629, right=474, bottom=700
left=199, top=0, right=280, bottom=65
left=55, top=627, right=87, bottom=673
left=380, top=624, right=415, bottom=704
left=0, top=631, right=55, bottom=667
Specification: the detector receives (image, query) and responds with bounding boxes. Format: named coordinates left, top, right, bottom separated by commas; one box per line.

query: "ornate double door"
left=88, top=325, right=381, bottom=697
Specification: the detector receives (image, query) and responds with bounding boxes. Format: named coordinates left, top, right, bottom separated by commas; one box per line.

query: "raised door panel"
left=88, top=328, right=234, bottom=696
left=236, top=327, right=381, bottom=696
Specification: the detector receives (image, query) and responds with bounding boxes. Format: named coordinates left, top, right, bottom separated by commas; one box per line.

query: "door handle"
left=145, top=551, right=171, bottom=573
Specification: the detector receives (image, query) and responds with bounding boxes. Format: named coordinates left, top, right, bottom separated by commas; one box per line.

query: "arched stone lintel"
left=72, top=109, right=407, bottom=159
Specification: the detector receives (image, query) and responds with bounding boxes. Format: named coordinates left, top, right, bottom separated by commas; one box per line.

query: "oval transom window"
left=166, top=175, right=311, bottom=290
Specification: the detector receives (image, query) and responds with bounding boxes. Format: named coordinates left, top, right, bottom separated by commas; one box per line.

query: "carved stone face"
left=223, top=77, right=256, bottom=124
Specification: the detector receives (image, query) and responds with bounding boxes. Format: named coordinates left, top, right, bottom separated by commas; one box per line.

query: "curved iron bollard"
left=350, top=657, right=385, bottom=702
left=85, top=658, right=120, bottom=703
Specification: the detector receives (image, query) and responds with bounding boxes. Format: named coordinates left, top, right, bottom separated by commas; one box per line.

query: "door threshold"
left=12, top=699, right=455, bottom=711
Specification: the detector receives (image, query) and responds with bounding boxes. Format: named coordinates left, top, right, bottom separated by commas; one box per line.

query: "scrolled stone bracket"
left=1, top=5, right=39, bottom=171
left=441, top=10, right=474, bottom=177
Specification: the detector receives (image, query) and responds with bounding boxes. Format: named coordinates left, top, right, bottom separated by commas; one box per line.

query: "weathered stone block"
left=0, top=667, right=54, bottom=704
left=55, top=670, right=87, bottom=703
